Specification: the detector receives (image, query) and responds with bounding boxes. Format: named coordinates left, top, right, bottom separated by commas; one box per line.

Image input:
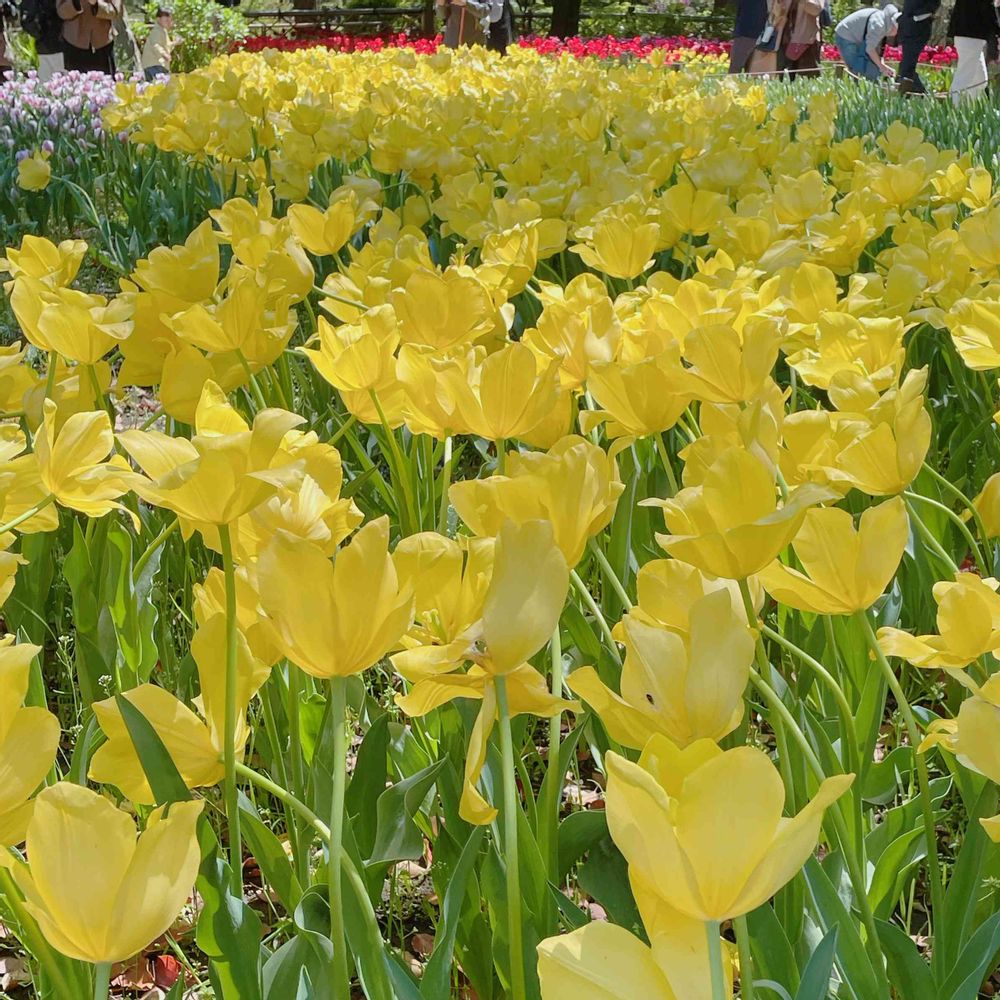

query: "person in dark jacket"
left=20, top=0, right=65, bottom=80
left=487, top=0, right=514, bottom=53
left=896, top=0, right=940, bottom=93
left=949, top=0, right=1000, bottom=99
left=729, top=0, right=770, bottom=72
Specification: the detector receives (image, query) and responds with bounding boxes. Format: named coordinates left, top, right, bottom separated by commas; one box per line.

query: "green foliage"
left=136, top=0, right=248, bottom=71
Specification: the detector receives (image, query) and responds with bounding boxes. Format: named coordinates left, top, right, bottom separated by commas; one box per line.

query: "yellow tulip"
left=119, top=381, right=303, bottom=538
left=302, top=307, right=399, bottom=395
left=583, top=349, right=692, bottom=438
left=606, top=734, right=853, bottom=921
left=758, top=498, right=908, bottom=615
left=13, top=783, right=203, bottom=964
left=773, top=169, right=834, bottom=226
left=16, top=151, right=51, bottom=192
left=9, top=278, right=133, bottom=365
left=921, top=676, right=1000, bottom=839
left=130, top=220, right=220, bottom=304
left=648, top=447, right=834, bottom=579
left=89, top=612, right=269, bottom=804
left=878, top=572, right=1000, bottom=670
left=287, top=197, right=358, bottom=256
left=1, top=235, right=87, bottom=289
left=973, top=472, right=1000, bottom=537
left=35, top=401, right=136, bottom=524
left=389, top=266, right=497, bottom=350
left=539, top=857, right=733, bottom=1000
left=255, top=516, right=413, bottom=679
left=571, top=207, right=659, bottom=280
left=0, top=637, right=60, bottom=846
left=680, top=318, right=784, bottom=405
left=826, top=368, right=931, bottom=497
left=450, top=436, right=623, bottom=567
left=569, top=587, right=753, bottom=749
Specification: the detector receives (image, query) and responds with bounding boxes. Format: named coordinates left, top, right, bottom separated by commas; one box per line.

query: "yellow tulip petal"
left=537, top=920, right=676, bottom=1000
left=460, top=686, right=498, bottom=826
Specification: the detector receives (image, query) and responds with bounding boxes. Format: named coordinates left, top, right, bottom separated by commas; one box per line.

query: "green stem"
left=0, top=493, right=55, bottom=535
left=497, top=438, right=507, bottom=475
left=235, top=760, right=330, bottom=841
left=749, top=666, right=889, bottom=993
left=138, top=406, right=165, bottom=431
left=706, top=920, right=726, bottom=1000
left=654, top=432, right=680, bottom=496
left=738, top=578, right=796, bottom=808
left=570, top=569, right=622, bottom=668
left=327, top=676, right=351, bottom=1000
left=370, top=389, right=418, bottom=536
left=587, top=538, right=632, bottom=610
left=438, top=435, right=454, bottom=534
left=734, top=914, right=755, bottom=1000
left=905, top=490, right=988, bottom=576
left=43, top=354, right=58, bottom=402
left=542, top=627, right=564, bottom=878
left=218, top=524, right=243, bottom=893
left=287, top=665, right=310, bottom=885
left=762, top=622, right=865, bottom=850
left=495, top=676, right=526, bottom=1000
left=921, top=460, right=992, bottom=548
left=855, top=611, right=946, bottom=944
left=905, top=499, right=960, bottom=575
left=133, top=517, right=178, bottom=581
left=93, top=962, right=111, bottom=1000
left=235, top=349, right=268, bottom=411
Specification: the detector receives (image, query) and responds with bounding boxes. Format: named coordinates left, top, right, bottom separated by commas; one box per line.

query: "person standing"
left=729, top=0, right=770, bottom=72
left=781, top=0, right=826, bottom=77
left=835, top=4, right=900, bottom=79
left=21, top=0, right=66, bottom=80
left=948, top=0, right=1000, bottom=100
left=0, top=0, right=13, bottom=77
left=487, top=0, right=514, bottom=54
left=57, top=0, right=121, bottom=74
left=141, top=6, right=174, bottom=80
left=896, top=0, right=940, bottom=93
left=438, top=0, right=489, bottom=46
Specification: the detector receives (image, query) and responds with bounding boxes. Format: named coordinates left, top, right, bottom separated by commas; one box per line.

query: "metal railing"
left=242, top=4, right=732, bottom=39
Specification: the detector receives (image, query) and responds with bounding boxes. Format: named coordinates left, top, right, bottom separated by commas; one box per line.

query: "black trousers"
left=63, top=41, right=114, bottom=74
left=897, top=15, right=933, bottom=92
left=486, top=0, right=514, bottom=54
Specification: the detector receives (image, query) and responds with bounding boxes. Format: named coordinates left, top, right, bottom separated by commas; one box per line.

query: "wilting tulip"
left=758, top=498, right=908, bottom=615
left=287, top=197, right=358, bottom=256
left=648, top=447, right=833, bottom=579
left=878, top=572, right=1000, bottom=670
left=605, top=734, right=853, bottom=922
left=89, top=613, right=269, bottom=804
left=1, top=235, right=87, bottom=289
left=0, top=638, right=60, bottom=846
left=450, top=436, right=623, bottom=567
left=12, top=783, right=202, bottom=964
left=256, top=516, right=413, bottom=679
left=569, top=588, right=753, bottom=749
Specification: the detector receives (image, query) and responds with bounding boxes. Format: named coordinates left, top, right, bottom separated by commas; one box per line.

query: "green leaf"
left=794, top=925, right=838, bottom=1000
left=367, top=759, right=445, bottom=866
left=115, top=692, right=192, bottom=804
left=345, top=713, right=390, bottom=859
left=747, top=902, right=799, bottom=995
left=576, top=835, right=641, bottom=936
left=557, top=809, right=608, bottom=884
left=238, top=792, right=302, bottom=913
left=868, top=828, right=925, bottom=920
left=875, top=920, right=934, bottom=1000
left=422, top=826, right=486, bottom=1000
left=940, top=911, right=1000, bottom=1000
left=263, top=938, right=320, bottom=1000
left=801, top=858, right=881, bottom=1000
left=196, top=841, right=264, bottom=1000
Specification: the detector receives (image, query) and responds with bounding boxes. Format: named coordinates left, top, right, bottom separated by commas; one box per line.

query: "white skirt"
left=951, top=36, right=988, bottom=103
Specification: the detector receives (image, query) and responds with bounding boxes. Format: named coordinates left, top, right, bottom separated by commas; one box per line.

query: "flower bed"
left=236, top=30, right=958, bottom=64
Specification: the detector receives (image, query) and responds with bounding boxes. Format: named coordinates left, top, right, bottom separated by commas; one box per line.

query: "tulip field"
left=6, top=43, right=1000, bottom=1000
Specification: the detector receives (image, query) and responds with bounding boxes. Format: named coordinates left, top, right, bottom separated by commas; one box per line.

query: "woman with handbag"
left=948, top=0, right=1000, bottom=101
left=781, top=0, right=827, bottom=76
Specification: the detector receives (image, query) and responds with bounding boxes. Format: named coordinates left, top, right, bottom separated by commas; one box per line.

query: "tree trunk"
left=423, top=0, right=437, bottom=36
left=549, top=0, right=581, bottom=37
